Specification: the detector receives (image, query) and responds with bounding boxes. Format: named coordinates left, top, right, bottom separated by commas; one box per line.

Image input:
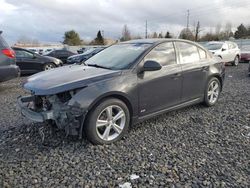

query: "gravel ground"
left=0, top=64, right=249, bottom=187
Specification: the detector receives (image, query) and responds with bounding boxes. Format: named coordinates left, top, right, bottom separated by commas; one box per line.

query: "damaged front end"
left=18, top=90, right=87, bottom=138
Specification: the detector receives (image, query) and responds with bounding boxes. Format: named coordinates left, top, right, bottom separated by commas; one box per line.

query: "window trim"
left=175, top=41, right=201, bottom=64
left=197, top=47, right=207, bottom=60
left=142, top=41, right=178, bottom=67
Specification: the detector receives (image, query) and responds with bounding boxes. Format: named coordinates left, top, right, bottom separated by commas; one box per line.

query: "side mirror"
left=33, top=54, right=37, bottom=59
left=221, top=48, right=227, bottom=52
left=141, top=60, right=162, bottom=72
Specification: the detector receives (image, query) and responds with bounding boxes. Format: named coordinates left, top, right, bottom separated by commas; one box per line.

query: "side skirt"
left=135, top=97, right=203, bottom=124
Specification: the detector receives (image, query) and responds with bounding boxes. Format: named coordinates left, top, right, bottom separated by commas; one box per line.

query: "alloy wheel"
left=207, top=80, right=220, bottom=104
left=96, top=105, right=126, bottom=141
left=234, top=56, right=239, bottom=66
left=44, top=64, right=55, bottom=70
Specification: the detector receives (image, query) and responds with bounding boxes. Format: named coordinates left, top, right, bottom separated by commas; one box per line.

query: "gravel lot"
left=0, top=64, right=249, bottom=187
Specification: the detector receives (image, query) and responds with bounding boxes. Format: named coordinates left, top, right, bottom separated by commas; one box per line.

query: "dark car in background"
left=67, top=47, right=105, bottom=64
left=240, top=45, right=250, bottom=63
left=248, top=63, right=250, bottom=76
left=0, top=31, right=20, bottom=82
left=13, top=47, right=63, bottom=74
left=18, top=39, right=225, bottom=145
left=45, top=49, right=75, bottom=63
left=77, top=47, right=87, bottom=54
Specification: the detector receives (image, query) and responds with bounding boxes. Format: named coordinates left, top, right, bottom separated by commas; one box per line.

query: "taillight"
left=2, top=48, right=15, bottom=58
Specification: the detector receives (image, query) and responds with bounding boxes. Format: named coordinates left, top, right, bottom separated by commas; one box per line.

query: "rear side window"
left=176, top=42, right=200, bottom=64
left=198, top=48, right=207, bottom=60
left=228, top=43, right=234, bottom=49
left=15, top=50, right=33, bottom=58
left=56, top=50, right=68, bottom=56
left=144, top=42, right=176, bottom=66
left=0, top=35, right=9, bottom=48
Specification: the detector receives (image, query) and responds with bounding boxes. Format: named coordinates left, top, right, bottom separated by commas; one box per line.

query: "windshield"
left=206, top=43, right=223, bottom=51
left=85, top=43, right=151, bottom=70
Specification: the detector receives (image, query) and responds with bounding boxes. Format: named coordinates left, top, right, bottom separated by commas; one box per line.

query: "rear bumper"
left=17, top=96, right=54, bottom=122
left=0, top=65, right=20, bottom=82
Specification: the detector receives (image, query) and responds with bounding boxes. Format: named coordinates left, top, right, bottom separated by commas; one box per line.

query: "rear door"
left=15, top=50, right=38, bottom=72
left=176, top=42, right=208, bottom=102
left=138, top=42, right=182, bottom=116
left=220, top=43, right=231, bottom=62
left=228, top=42, right=239, bottom=61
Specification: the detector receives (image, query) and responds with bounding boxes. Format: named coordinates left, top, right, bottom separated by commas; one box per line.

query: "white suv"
left=205, top=41, right=241, bottom=66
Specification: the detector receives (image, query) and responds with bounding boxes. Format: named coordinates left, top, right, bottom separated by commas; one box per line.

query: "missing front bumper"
left=18, top=95, right=86, bottom=137
left=18, top=96, right=54, bottom=122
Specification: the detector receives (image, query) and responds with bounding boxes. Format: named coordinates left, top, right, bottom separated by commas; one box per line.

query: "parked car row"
left=13, top=47, right=63, bottom=74
left=67, top=47, right=105, bottom=64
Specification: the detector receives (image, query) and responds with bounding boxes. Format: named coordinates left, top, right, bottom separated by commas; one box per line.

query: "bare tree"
left=158, top=32, right=163, bottom=38
left=17, top=35, right=32, bottom=46
left=152, top=32, right=158, bottom=38
left=194, top=21, right=202, bottom=41
left=120, top=25, right=131, bottom=41
left=215, top=23, right=222, bottom=35
left=225, top=22, right=232, bottom=39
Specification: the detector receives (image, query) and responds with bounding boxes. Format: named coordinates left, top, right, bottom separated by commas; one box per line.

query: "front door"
left=15, top=50, right=38, bottom=72
left=138, top=42, right=182, bottom=116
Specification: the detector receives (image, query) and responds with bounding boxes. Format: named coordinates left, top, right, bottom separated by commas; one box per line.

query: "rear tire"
left=203, top=77, right=221, bottom=107
left=84, top=98, right=130, bottom=145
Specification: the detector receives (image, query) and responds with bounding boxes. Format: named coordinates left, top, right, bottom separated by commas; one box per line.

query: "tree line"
left=17, top=23, right=250, bottom=47
left=63, top=24, right=173, bottom=46
left=179, top=23, right=250, bottom=42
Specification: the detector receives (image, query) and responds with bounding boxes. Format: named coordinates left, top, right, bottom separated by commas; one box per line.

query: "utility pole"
left=101, top=30, right=104, bottom=39
left=145, top=20, right=148, bottom=39
left=186, top=9, right=190, bottom=29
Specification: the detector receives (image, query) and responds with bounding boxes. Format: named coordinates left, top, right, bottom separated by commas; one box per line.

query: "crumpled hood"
left=24, top=65, right=121, bottom=95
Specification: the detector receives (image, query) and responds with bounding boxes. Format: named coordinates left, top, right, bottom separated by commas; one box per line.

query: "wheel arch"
left=86, top=92, right=134, bottom=120
left=208, top=74, right=223, bottom=91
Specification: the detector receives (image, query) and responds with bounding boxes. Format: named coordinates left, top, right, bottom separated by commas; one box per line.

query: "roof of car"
left=121, top=38, right=207, bottom=50
left=121, top=38, right=200, bottom=45
left=12, top=47, right=28, bottom=51
left=207, top=41, right=236, bottom=44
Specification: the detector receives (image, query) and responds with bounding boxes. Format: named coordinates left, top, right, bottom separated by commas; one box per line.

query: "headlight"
left=73, top=57, right=81, bottom=61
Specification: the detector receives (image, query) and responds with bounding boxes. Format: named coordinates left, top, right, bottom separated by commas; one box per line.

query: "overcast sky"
left=1, top=0, right=250, bottom=44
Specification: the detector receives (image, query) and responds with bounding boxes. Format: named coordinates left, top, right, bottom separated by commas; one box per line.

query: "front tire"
left=84, top=98, right=130, bottom=145
left=233, top=56, right=239, bottom=66
left=44, top=63, right=56, bottom=71
left=204, top=77, right=221, bottom=107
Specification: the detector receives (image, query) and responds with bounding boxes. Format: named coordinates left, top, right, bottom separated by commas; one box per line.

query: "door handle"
left=201, top=66, right=208, bottom=72
left=171, top=73, right=181, bottom=79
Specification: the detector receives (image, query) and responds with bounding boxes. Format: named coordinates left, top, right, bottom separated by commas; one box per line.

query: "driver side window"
left=16, top=50, right=34, bottom=58
left=144, top=42, right=176, bottom=66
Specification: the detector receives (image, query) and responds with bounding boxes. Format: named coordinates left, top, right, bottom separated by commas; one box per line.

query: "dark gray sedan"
left=18, top=39, right=225, bottom=145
